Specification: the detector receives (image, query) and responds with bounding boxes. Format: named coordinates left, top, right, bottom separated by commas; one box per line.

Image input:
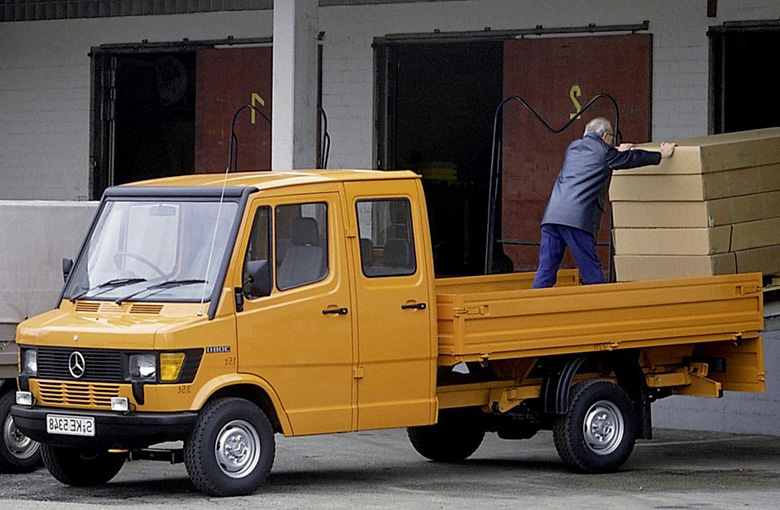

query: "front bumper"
left=11, top=405, right=198, bottom=449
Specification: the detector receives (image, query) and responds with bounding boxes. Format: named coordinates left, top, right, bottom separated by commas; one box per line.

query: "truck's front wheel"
left=553, top=380, right=637, bottom=473
left=41, top=445, right=125, bottom=486
left=0, top=391, right=41, bottom=472
left=407, top=408, right=485, bottom=462
left=184, top=397, right=275, bottom=496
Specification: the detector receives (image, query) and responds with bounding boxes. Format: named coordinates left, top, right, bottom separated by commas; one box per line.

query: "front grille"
left=38, top=381, right=120, bottom=409
left=37, top=348, right=123, bottom=382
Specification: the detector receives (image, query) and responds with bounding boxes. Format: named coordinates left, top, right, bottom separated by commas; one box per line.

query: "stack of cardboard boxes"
left=610, top=128, right=780, bottom=281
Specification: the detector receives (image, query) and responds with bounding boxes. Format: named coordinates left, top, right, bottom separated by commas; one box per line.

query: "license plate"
left=46, top=414, right=95, bottom=437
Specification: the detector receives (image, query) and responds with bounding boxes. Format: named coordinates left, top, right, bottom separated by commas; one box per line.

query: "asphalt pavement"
left=1, top=426, right=779, bottom=510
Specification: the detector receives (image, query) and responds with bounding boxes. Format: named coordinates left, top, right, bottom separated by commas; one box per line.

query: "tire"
left=553, top=380, right=637, bottom=474
left=0, top=391, right=41, bottom=473
left=407, top=408, right=485, bottom=462
left=184, top=398, right=275, bottom=497
left=41, top=445, right=125, bottom=486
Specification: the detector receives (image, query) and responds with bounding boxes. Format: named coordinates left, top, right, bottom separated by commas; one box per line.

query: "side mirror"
left=243, top=260, right=271, bottom=298
left=62, top=258, right=74, bottom=283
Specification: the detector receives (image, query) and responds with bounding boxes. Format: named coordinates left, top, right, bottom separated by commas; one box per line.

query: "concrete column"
left=272, top=0, right=318, bottom=170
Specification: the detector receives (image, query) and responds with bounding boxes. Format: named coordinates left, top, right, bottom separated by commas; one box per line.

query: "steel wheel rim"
left=3, top=413, right=40, bottom=460
left=583, top=399, right=624, bottom=456
left=214, top=419, right=261, bottom=479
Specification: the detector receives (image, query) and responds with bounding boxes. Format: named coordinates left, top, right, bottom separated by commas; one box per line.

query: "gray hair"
left=584, top=117, right=612, bottom=137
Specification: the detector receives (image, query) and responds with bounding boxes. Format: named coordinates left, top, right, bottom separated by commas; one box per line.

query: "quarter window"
left=242, top=206, right=272, bottom=300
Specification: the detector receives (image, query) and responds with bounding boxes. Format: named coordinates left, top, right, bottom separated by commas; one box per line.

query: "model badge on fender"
left=68, top=351, right=86, bottom=379
left=206, top=346, right=231, bottom=353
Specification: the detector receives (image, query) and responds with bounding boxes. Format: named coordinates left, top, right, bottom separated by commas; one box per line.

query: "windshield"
left=63, top=199, right=239, bottom=302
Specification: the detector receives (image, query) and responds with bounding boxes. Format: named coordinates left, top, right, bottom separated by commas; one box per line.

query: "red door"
left=501, top=34, right=651, bottom=271
left=195, top=47, right=273, bottom=173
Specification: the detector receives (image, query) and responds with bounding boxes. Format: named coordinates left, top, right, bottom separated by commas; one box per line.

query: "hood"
left=16, top=300, right=208, bottom=351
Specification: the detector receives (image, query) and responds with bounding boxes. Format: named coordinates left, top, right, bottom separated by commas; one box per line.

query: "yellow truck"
left=11, top=170, right=764, bottom=496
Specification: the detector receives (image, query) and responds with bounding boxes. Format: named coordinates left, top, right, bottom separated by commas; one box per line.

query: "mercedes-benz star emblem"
left=68, top=351, right=86, bottom=379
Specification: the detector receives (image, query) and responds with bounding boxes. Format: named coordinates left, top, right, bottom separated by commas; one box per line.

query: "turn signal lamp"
left=160, top=353, right=186, bottom=382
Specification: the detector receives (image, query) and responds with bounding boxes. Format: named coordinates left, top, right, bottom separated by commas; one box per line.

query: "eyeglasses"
left=603, top=132, right=614, bottom=141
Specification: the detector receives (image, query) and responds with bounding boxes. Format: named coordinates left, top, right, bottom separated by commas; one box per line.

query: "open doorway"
left=91, top=49, right=199, bottom=198
left=710, top=23, right=780, bottom=133
left=376, top=41, right=503, bottom=276
left=113, top=52, right=196, bottom=186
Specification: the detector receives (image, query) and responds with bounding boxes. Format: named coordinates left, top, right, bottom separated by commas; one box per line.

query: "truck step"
left=129, top=447, right=184, bottom=464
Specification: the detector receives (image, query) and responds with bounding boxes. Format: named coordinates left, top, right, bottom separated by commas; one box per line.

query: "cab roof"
left=122, top=169, right=420, bottom=191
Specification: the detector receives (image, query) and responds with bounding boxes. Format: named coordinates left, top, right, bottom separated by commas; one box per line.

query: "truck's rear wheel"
left=41, top=445, right=125, bottom=486
left=553, top=380, right=636, bottom=473
left=0, top=391, right=41, bottom=473
left=184, top=397, right=275, bottom=496
left=407, top=409, right=485, bottom=462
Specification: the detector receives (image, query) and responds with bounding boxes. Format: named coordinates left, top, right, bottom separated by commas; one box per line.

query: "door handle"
left=401, top=302, right=426, bottom=310
left=322, top=307, right=348, bottom=315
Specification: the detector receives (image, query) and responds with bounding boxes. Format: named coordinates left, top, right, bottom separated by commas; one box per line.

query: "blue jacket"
left=541, top=132, right=662, bottom=236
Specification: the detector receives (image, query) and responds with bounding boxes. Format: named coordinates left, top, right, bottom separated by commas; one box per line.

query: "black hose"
left=317, top=105, right=331, bottom=169
left=226, top=103, right=272, bottom=173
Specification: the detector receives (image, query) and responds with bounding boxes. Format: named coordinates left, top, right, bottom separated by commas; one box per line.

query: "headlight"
left=21, top=349, right=37, bottom=376
left=160, top=353, right=186, bottom=382
left=129, top=354, right=157, bottom=382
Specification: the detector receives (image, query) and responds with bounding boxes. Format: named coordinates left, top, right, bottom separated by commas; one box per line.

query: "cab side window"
left=356, top=198, right=416, bottom=277
left=275, top=202, right=329, bottom=290
left=242, top=206, right=272, bottom=299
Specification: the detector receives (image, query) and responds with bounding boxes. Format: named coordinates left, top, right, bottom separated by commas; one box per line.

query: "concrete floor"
left=1, top=426, right=779, bottom=509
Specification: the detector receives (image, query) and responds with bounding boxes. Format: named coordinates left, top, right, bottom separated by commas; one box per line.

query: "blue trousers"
left=532, top=224, right=606, bottom=288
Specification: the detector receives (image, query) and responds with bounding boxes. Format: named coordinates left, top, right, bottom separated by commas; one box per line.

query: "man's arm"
left=608, top=142, right=676, bottom=170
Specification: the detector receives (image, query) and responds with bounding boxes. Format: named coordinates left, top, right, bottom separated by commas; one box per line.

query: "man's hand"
left=660, top=142, right=676, bottom=158
left=617, top=143, right=635, bottom=152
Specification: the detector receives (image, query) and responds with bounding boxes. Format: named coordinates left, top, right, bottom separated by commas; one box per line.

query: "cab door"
left=235, top=192, right=355, bottom=435
left=344, top=180, right=437, bottom=430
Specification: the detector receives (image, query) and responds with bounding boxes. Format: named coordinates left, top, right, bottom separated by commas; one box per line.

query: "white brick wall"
left=2, top=1, right=779, bottom=198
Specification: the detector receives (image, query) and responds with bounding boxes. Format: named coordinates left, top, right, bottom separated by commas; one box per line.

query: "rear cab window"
left=355, top=198, right=416, bottom=277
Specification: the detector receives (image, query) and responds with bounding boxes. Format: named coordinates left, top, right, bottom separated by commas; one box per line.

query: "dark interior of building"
left=389, top=41, right=503, bottom=276
left=711, top=28, right=779, bottom=133
left=112, top=52, right=196, bottom=186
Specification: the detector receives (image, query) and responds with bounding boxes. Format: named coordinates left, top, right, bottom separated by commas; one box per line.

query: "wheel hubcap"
left=583, top=400, right=624, bottom=456
left=3, top=413, right=40, bottom=460
left=214, top=420, right=261, bottom=479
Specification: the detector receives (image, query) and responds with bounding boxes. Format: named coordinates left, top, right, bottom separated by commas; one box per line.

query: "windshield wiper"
left=114, top=279, right=207, bottom=305
left=70, top=278, right=148, bottom=302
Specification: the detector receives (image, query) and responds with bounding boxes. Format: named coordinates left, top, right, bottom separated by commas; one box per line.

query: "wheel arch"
left=192, top=376, right=291, bottom=435
left=540, top=350, right=652, bottom=439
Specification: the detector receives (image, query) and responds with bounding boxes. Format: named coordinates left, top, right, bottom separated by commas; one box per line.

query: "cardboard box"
left=735, top=244, right=780, bottom=275
left=617, top=127, right=780, bottom=176
left=612, top=201, right=710, bottom=228
left=612, top=191, right=780, bottom=228
left=731, top=217, right=780, bottom=251
left=614, top=227, right=731, bottom=256
left=614, top=253, right=736, bottom=281
left=610, top=164, right=780, bottom=202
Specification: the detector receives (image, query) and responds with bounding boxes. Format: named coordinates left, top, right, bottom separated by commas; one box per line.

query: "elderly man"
left=532, top=117, right=676, bottom=288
